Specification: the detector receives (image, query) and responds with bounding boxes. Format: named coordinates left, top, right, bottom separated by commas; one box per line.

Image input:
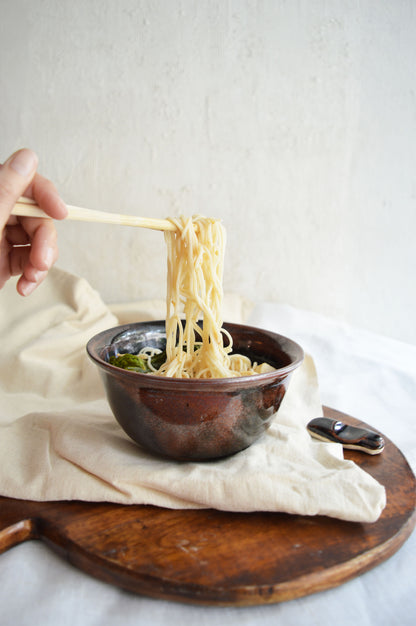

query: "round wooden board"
left=0, top=407, right=415, bottom=606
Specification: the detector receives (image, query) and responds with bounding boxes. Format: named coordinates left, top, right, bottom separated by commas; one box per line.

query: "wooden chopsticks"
left=12, top=197, right=176, bottom=232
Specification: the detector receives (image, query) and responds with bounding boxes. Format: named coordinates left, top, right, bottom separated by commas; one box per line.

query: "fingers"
left=4, top=223, right=30, bottom=245
left=5, top=218, right=58, bottom=269
left=11, top=219, right=59, bottom=296
left=0, top=148, right=67, bottom=296
left=9, top=245, right=49, bottom=296
left=0, top=149, right=38, bottom=229
left=11, top=250, right=51, bottom=296
left=26, top=218, right=58, bottom=270
left=26, top=172, right=68, bottom=220
left=0, top=148, right=67, bottom=221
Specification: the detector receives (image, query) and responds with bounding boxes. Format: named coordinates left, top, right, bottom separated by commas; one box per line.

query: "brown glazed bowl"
left=87, top=321, right=304, bottom=461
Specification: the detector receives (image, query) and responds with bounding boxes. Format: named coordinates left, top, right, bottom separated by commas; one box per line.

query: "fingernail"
left=20, top=281, right=37, bottom=296
left=9, top=149, right=38, bottom=177
left=43, top=247, right=54, bottom=268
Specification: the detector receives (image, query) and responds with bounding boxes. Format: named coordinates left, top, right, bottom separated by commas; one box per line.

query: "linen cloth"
left=0, top=268, right=385, bottom=522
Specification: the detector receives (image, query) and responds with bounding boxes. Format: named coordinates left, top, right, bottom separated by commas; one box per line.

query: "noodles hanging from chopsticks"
left=146, top=215, right=273, bottom=379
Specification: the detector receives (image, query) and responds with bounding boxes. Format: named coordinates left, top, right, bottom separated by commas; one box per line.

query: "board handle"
left=0, top=499, right=37, bottom=554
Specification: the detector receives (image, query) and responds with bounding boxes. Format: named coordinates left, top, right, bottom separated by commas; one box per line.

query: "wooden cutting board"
left=0, top=407, right=415, bottom=607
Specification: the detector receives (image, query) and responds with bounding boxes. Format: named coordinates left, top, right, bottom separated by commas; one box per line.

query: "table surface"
left=1, top=302, right=415, bottom=626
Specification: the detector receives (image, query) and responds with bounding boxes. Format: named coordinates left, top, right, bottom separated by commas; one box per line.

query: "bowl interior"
left=88, top=320, right=304, bottom=384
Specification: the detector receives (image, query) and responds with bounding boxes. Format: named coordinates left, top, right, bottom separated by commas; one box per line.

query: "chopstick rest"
left=307, top=417, right=385, bottom=455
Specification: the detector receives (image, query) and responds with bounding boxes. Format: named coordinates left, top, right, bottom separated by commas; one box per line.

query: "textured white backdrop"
left=1, top=0, right=415, bottom=343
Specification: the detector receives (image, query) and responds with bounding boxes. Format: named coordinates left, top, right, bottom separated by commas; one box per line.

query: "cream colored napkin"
left=0, top=268, right=386, bottom=522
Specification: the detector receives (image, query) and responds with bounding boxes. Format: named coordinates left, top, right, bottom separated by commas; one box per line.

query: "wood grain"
left=0, top=407, right=415, bottom=606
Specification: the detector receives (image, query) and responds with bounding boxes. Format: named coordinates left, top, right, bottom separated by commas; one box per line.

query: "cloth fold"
left=0, top=268, right=386, bottom=523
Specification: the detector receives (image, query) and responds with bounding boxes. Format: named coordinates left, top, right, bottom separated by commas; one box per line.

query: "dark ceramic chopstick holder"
left=307, top=417, right=385, bottom=455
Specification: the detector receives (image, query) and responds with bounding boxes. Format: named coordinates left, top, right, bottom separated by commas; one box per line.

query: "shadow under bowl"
left=86, top=320, right=304, bottom=461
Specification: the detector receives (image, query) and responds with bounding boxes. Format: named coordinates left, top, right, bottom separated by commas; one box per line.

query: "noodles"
left=137, top=215, right=274, bottom=379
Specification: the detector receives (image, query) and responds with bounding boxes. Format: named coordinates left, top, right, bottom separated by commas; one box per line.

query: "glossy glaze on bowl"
left=87, top=321, right=304, bottom=461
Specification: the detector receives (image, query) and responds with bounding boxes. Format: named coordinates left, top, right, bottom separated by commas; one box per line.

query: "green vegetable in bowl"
left=109, top=351, right=166, bottom=373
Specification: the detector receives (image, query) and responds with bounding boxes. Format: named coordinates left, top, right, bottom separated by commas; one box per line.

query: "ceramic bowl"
left=87, top=320, right=304, bottom=461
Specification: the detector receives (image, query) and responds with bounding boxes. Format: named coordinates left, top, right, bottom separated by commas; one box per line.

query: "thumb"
left=0, top=149, right=39, bottom=228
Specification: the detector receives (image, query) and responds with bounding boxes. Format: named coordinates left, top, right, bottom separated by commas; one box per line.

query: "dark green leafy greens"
left=109, top=351, right=166, bottom=373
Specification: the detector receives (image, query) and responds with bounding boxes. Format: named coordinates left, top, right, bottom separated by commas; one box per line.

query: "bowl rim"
left=86, top=320, right=304, bottom=389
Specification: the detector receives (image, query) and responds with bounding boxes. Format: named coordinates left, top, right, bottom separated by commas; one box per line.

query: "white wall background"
left=1, top=0, right=415, bottom=344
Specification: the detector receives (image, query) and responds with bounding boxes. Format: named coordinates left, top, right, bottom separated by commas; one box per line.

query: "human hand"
left=0, top=149, right=67, bottom=296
